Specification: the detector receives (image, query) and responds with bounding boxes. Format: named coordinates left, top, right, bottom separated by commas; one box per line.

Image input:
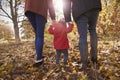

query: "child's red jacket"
left=48, top=22, right=73, bottom=50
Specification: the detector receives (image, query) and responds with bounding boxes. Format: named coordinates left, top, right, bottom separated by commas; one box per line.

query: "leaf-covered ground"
left=0, top=37, right=120, bottom=80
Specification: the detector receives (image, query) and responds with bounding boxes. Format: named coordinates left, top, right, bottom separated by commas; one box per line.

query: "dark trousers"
left=25, top=12, right=46, bottom=60
left=56, top=49, right=68, bottom=64
left=76, top=10, right=99, bottom=68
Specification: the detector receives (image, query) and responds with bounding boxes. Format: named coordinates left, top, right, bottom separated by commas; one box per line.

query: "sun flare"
left=53, top=0, right=64, bottom=20
left=54, top=0, right=63, bottom=12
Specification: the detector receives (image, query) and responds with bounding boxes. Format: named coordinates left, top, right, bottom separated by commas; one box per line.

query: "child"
left=48, top=18, right=73, bottom=64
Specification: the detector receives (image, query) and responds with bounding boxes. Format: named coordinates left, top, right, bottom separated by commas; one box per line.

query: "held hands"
left=66, top=21, right=73, bottom=28
left=50, top=20, right=56, bottom=30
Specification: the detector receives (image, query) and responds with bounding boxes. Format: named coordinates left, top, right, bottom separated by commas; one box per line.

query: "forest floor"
left=0, top=35, right=120, bottom=80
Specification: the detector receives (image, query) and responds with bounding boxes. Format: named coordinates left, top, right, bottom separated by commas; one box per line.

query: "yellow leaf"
left=72, top=70, right=77, bottom=74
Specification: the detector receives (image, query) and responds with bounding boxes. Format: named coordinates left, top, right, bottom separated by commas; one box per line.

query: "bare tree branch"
left=0, top=7, right=12, bottom=20
left=9, top=0, right=14, bottom=20
left=0, top=13, right=8, bottom=17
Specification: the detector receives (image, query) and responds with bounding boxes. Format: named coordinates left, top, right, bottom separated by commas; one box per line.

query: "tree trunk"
left=13, top=20, right=21, bottom=43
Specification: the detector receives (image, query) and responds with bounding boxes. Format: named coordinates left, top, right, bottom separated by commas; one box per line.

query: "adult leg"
left=76, top=15, right=88, bottom=70
left=35, top=14, right=46, bottom=61
left=26, top=12, right=46, bottom=60
left=87, top=10, right=99, bottom=64
left=25, top=12, right=36, bottom=31
left=25, top=12, right=46, bottom=67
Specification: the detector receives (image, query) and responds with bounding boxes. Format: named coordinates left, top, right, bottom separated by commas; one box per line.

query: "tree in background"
left=21, top=19, right=34, bottom=39
left=110, top=0, right=120, bottom=32
left=0, top=20, right=13, bottom=40
left=98, top=0, right=120, bottom=36
left=0, top=0, right=24, bottom=43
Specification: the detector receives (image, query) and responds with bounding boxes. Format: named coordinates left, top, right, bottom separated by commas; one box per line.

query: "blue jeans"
left=56, top=49, right=68, bottom=64
left=25, top=12, right=47, bottom=60
left=76, top=10, right=99, bottom=67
